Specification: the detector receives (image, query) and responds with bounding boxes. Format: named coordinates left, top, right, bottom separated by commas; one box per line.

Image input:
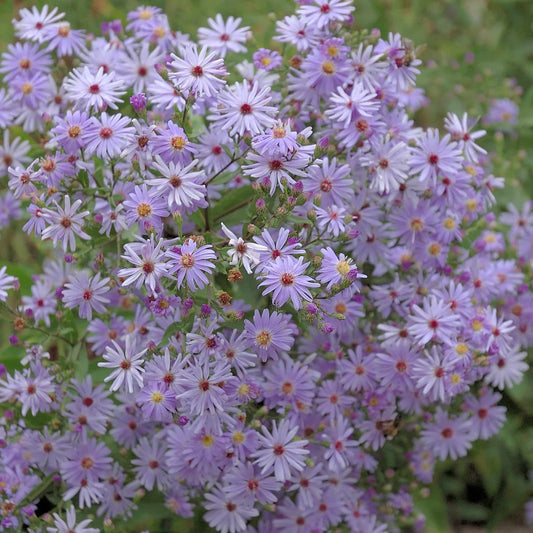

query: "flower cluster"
left=0, top=2, right=531, bottom=532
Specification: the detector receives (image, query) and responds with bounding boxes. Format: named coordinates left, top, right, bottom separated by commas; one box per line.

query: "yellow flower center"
left=455, top=343, right=468, bottom=355
left=321, top=61, right=335, bottom=75
left=232, top=431, right=245, bottom=444
left=443, top=217, right=455, bottom=230
left=202, top=434, right=214, bottom=447
left=471, top=320, right=483, bottom=332
left=335, top=259, right=351, bottom=276
left=150, top=391, right=164, bottom=404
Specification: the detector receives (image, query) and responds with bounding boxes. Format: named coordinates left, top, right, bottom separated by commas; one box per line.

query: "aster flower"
left=46, top=505, right=99, bottom=533
left=407, top=295, right=462, bottom=346
left=63, top=66, right=126, bottom=111
left=175, top=362, right=232, bottom=416
left=118, top=236, right=170, bottom=293
left=325, top=82, right=379, bottom=128
left=465, top=389, right=507, bottom=440
left=0, top=42, right=52, bottom=82
left=83, top=112, right=135, bottom=160
left=315, top=204, right=347, bottom=237
left=485, top=344, right=528, bottom=390
left=13, top=5, right=65, bottom=43
left=0, top=265, right=17, bottom=302
left=97, top=335, right=146, bottom=393
left=410, top=128, right=462, bottom=184
left=204, top=485, right=259, bottom=533
left=253, top=48, right=282, bottom=71
left=116, top=43, right=164, bottom=94
left=444, top=112, right=487, bottom=163
left=41, top=195, right=90, bottom=252
left=298, top=0, right=355, bottom=28
left=169, top=44, right=227, bottom=98
left=198, top=14, right=250, bottom=57
left=259, top=256, right=319, bottom=310
left=253, top=227, right=304, bottom=269
left=221, top=222, right=267, bottom=274
left=152, top=121, right=195, bottom=165
left=360, top=136, right=411, bottom=194
left=317, top=247, right=362, bottom=290
left=149, top=155, right=206, bottom=210
left=166, top=238, right=217, bottom=291
left=420, top=409, right=474, bottom=460
left=50, top=110, right=91, bottom=153
left=122, top=183, right=169, bottom=234
left=303, top=157, right=353, bottom=207
left=224, top=462, right=281, bottom=505
left=274, top=15, right=318, bottom=53
left=253, top=419, right=309, bottom=482
left=412, top=347, right=455, bottom=403
left=44, top=22, right=86, bottom=57
left=62, top=271, right=110, bottom=320
left=209, top=80, right=277, bottom=136
left=0, top=130, right=31, bottom=176
left=132, top=437, right=169, bottom=490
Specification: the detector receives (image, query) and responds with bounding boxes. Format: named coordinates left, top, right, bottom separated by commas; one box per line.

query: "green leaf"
left=211, top=185, right=254, bottom=226
left=415, top=485, right=451, bottom=533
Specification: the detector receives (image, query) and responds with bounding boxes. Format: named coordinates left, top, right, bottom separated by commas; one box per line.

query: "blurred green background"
left=1, top=0, right=532, bottom=531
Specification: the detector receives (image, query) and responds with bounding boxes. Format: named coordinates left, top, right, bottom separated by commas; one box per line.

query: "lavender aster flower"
left=166, top=238, right=217, bottom=291
left=259, top=256, right=319, bottom=310
left=253, top=419, right=309, bottom=482
left=41, top=195, right=90, bottom=252
left=46, top=505, right=99, bottom=533
left=97, top=336, right=146, bottom=393
left=62, top=271, right=110, bottom=320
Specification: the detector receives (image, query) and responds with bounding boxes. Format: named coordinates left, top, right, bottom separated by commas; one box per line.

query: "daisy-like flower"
left=360, top=136, right=411, bottom=194
left=13, top=5, right=65, bottom=43
left=204, top=485, right=259, bottom=533
left=62, top=271, right=110, bottom=321
left=41, top=195, right=90, bottom=252
left=244, top=309, right=295, bottom=362
left=46, top=505, right=99, bottom=533
left=316, top=204, right=347, bottom=237
left=198, top=14, right=250, bottom=57
left=410, top=128, right=463, bottom=184
left=407, top=295, right=462, bottom=347
left=252, top=119, right=312, bottom=156
left=253, top=48, right=283, bottom=71
left=169, top=44, right=227, bottom=98
left=83, top=113, right=135, bottom=160
left=149, top=156, right=206, bottom=210
left=63, top=66, right=126, bottom=111
left=50, top=110, right=91, bottom=154
left=221, top=222, right=267, bottom=274
left=253, top=227, right=304, bottom=269
left=166, top=238, right=217, bottom=291
left=118, top=236, right=169, bottom=293
left=98, top=335, right=146, bottom=393
left=253, top=419, right=309, bottom=482
left=116, top=43, right=164, bottom=94
left=122, top=183, right=169, bottom=234
left=303, top=157, right=353, bottom=207
left=132, top=437, right=169, bottom=490
left=485, top=344, right=528, bottom=390
left=44, top=22, right=86, bottom=58
left=298, top=0, right=355, bottom=29
left=0, top=42, right=52, bottom=82
left=0, top=265, right=17, bottom=302
left=152, top=120, right=195, bottom=165
left=350, top=43, right=388, bottom=91
left=420, top=409, right=474, bottom=460
left=317, top=247, right=362, bottom=290
left=259, top=256, right=319, bottom=310
left=444, top=112, right=487, bottom=163
left=274, top=15, right=318, bottom=53
left=209, top=80, right=277, bottom=136
left=175, top=362, right=232, bottom=416
left=243, top=149, right=310, bottom=195
left=325, top=82, right=379, bottom=128
left=0, top=130, right=31, bottom=176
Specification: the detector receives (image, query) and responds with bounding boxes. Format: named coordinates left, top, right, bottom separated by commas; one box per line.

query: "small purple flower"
left=130, top=92, right=147, bottom=112
left=259, top=256, right=319, bottom=310
left=253, top=419, right=309, bottom=482
left=97, top=335, right=146, bottom=393
left=166, top=239, right=217, bottom=291
left=41, top=195, right=90, bottom=252
left=253, top=48, right=282, bottom=71
left=62, top=271, right=110, bottom=320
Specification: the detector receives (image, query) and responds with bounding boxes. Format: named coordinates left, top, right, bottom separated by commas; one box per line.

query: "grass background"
left=0, top=0, right=532, bottom=531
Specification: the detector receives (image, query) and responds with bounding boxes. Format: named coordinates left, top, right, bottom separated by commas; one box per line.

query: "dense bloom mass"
left=0, top=2, right=530, bottom=533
